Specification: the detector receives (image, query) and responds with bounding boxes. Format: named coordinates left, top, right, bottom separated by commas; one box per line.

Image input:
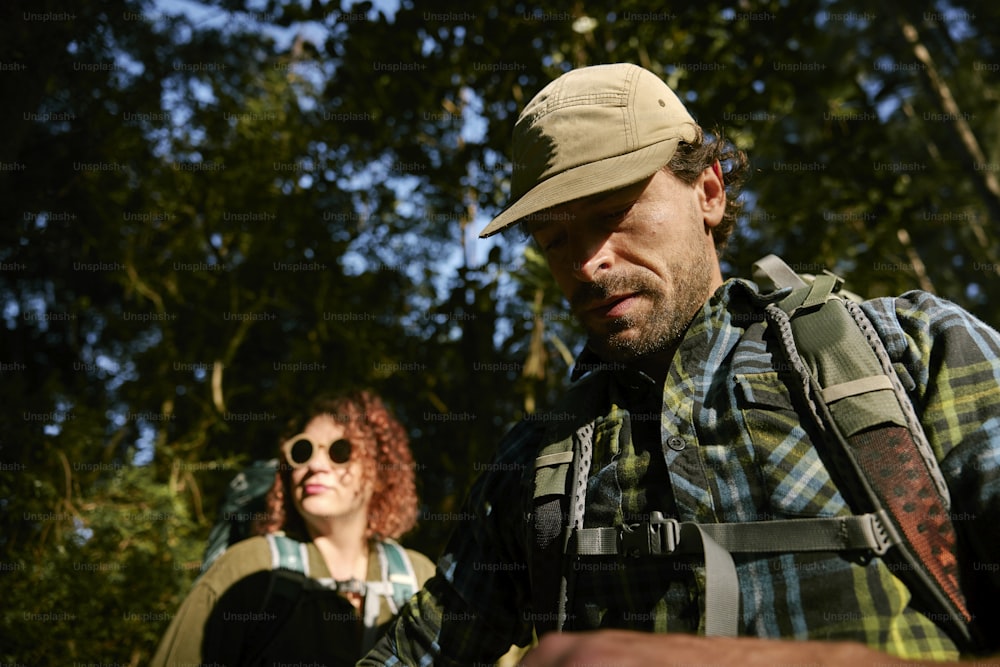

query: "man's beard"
left=571, top=257, right=715, bottom=364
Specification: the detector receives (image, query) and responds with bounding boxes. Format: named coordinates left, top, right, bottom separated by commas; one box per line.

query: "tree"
left=1, top=0, right=997, bottom=662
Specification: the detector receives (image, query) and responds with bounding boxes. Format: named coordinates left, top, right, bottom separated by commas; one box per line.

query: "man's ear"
left=698, top=160, right=726, bottom=229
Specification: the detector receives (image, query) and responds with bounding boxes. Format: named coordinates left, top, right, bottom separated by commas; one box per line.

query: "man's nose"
left=570, top=232, right=614, bottom=282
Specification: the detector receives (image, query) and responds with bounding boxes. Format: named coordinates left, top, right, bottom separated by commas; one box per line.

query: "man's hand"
left=518, top=630, right=956, bottom=667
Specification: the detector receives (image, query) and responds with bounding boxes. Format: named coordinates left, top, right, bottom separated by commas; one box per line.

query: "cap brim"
left=478, top=137, right=682, bottom=238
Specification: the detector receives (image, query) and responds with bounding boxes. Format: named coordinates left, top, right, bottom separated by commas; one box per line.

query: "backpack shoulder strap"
left=379, top=539, right=418, bottom=610
left=529, top=371, right=609, bottom=635
left=530, top=427, right=578, bottom=636
left=200, top=458, right=280, bottom=574
left=752, top=254, right=809, bottom=291
left=356, top=540, right=418, bottom=654
left=241, top=534, right=311, bottom=665
left=754, top=254, right=977, bottom=649
left=266, top=532, right=310, bottom=574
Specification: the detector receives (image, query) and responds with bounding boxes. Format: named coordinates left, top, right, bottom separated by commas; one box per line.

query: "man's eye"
left=542, top=236, right=565, bottom=252
left=534, top=232, right=564, bottom=253
left=605, top=206, right=631, bottom=222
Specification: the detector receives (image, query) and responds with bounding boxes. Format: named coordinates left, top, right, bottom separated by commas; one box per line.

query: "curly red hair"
left=254, top=390, right=419, bottom=541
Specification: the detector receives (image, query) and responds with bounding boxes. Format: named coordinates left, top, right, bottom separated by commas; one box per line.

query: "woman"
left=152, top=390, right=435, bottom=666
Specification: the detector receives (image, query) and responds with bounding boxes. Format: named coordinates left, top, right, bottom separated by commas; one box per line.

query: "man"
left=360, top=63, right=1000, bottom=666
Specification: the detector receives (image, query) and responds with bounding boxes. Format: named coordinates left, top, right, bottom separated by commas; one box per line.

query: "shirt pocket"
left=733, top=371, right=798, bottom=446
left=733, top=371, right=849, bottom=518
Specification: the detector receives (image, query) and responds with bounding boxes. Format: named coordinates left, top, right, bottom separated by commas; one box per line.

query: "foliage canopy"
left=2, top=0, right=998, bottom=662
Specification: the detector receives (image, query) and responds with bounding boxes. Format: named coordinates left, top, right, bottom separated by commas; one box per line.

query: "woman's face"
left=285, top=414, right=372, bottom=533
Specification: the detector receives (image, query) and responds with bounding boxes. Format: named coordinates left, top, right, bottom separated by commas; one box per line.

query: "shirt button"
left=667, top=435, right=686, bottom=451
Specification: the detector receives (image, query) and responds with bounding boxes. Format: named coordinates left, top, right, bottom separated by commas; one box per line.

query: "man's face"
left=527, top=167, right=726, bottom=364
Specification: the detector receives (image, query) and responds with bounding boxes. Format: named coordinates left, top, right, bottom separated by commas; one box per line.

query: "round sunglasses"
left=281, top=434, right=352, bottom=469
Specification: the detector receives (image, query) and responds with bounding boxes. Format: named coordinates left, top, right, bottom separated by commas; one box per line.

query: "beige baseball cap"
left=479, top=63, right=699, bottom=238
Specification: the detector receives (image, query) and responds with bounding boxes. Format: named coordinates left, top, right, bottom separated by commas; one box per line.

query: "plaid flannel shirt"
left=362, top=279, right=1000, bottom=666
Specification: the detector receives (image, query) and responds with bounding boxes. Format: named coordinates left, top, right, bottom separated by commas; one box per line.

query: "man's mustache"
left=570, top=272, right=655, bottom=312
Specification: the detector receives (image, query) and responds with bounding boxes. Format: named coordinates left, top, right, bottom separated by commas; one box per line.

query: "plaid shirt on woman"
left=362, top=279, right=1000, bottom=666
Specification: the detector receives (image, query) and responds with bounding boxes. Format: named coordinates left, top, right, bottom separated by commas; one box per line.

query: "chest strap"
left=570, top=510, right=895, bottom=557
left=567, top=510, right=898, bottom=637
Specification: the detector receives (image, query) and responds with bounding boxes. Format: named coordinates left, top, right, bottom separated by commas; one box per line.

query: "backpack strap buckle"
left=335, top=578, right=366, bottom=596
left=620, top=511, right=680, bottom=557
left=865, top=510, right=895, bottom=557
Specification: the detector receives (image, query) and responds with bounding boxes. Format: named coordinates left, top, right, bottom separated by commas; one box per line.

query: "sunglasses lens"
left=329, top=438, right=351, bottom=464
left=288, top=438, right=314, bottom=466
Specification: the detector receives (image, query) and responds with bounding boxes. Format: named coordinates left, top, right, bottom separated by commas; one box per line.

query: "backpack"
left=201, top=458, right=281, bottom=574
left=200, top=459, right=419, bottom=662
left=528, top=255, right=982, bottom=650
left=245, top=533, right=418, bottom=662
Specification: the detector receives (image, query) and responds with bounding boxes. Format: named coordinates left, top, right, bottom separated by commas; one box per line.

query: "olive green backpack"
left=528, top=255, right=981, bottom=651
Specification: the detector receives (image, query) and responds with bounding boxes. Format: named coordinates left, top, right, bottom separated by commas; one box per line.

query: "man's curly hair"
left=664, top=125, right=750, bottom=256
left=254, top=390, right=419, bottom=542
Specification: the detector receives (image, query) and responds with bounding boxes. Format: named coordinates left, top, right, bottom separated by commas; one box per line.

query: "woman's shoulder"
left=199, top=535, right=275, bottom=589
left=215, top=533, right=274, bottom=560
left=401, top=546, right=436, bottom=585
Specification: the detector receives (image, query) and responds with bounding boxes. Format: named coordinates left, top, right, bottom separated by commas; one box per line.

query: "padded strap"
left=763, top=292, right=974, bottom=646
left=266, top=533, right=310, bottom=575
left=530, top=431, right=580, bottom=636
left=558, top=421, right=595, bottom=631
left=752, top=254, right=808, bottom=291
left=380, top=539, right=418, bottom=609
